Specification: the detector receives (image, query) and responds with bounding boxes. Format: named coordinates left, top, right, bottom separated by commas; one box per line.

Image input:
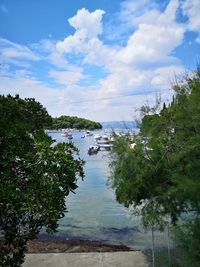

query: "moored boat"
left=61, top=132, right=68, bottom=137
left=61, top=131, right=73, bottom=139
left=68, top=133, right=73, bottom=140
left=88, top=145, right=100, bottom=155
left=94, top=134, right=101, bottom=141
left=85, top=130, right=93, bottom=136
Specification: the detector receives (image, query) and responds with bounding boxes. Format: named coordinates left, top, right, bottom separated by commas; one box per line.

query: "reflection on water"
left=48, top=130, right=165, bottom=249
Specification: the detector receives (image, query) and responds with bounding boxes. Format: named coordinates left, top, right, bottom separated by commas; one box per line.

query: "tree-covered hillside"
left=51, top=116, right=102, bottom=130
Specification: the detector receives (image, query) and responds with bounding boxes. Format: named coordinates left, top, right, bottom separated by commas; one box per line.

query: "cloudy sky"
left=0, top=0, right=200, bottom=121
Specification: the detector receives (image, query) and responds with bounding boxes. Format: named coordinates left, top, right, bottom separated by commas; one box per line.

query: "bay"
left=48, top=130, right=165, bottom=250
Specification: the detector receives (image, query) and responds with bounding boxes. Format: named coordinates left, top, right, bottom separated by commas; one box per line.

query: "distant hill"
left=101, top=121, right=137, bottom=129
left=51, top=116, right=102, bottom=130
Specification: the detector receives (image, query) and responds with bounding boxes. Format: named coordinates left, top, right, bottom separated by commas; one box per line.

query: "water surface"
left=48, top=130, right=165, bottom=250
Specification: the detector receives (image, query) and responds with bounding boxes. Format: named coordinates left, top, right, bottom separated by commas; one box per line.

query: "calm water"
left=48, top=130, right=165, bottom=250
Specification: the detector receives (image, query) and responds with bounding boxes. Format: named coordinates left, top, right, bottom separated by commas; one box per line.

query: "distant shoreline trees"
left=51, top=115, right=102, bottom=130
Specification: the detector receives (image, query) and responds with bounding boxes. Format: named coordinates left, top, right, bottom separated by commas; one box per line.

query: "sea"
left=48, top=129, right=166, bottom=250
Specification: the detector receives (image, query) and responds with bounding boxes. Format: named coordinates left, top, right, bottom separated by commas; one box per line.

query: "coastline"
left=27, top=239, right=132, bottom=253
left=26, top=239, right=152, bottom=267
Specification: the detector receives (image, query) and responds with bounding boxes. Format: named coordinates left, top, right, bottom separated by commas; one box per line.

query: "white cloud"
left=15, top=69, right=33, bottom=78
left=182, top=0, right=200, bottom=43
left=0, top=63, right=185, bottom=122
left=117, top=23, right=183, bottom=65
left=30, top=39, right=71, bottom=69
left=117, top=0, right=184, bottom=65
left=49, top=69, right=84, bottom=86
left=68, top=8, right=105, bottom=38
left=24, top=2, right=189, bottom=119
left=0, top=72, right=72, bottom=116
left=57, top=1, right=184, bottom=69
left=56, top=8, right=117, bottom=70
left=56, top=8, right=105, bottom=53
left=151, top=65, right=185, bottom=87
left=48, top=52, right=70, bottom=69
left=97, top=67, right=148, bottom=99
left=68, top=0, right=185, bottom=106
left=0, top=38, right=40, bottom=62
left=119, top=0, right=158, bottom=28
left=1, top=0, right=199, bottom=121
left=82, top=38, right=117, bottom=68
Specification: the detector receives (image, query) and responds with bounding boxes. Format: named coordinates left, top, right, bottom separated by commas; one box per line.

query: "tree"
left=109, top=68, right=200, bottom=264
left=0, top=95, right=84, bottom=266
left=51, top=115, right=102, bottom=130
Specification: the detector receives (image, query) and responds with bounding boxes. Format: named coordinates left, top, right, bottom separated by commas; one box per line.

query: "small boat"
left=85, top=130, right=93, bottom=136
left=68, top=133, right=73, bottom=140
left=97, top=138, right=109, bottom=145
left=102, top=134, right=109, bottom=140
left=94, top=134, right=101, bottom=141
left=61, top=132, right=68, bottom=137
left=61, top=132, right=73, bottom=139
left=99, top=144, right=112, bottom=151
left=88, top=145, right=100, bottom=155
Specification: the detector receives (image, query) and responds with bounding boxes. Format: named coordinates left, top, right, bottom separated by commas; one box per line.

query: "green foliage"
left=0, top=95, right=84, bottom=266
left=110, top=69, right=200, bottom=227
left=51, top=115, right=102, bottom=130
left=173, top=217, right=200, bottom=267
left=110, top=68, right=200, bottom=265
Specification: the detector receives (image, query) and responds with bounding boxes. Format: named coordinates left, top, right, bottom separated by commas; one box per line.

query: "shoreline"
left=27, top=239, right=133, bottom=253
left=26, top=238, right=152, bottom=266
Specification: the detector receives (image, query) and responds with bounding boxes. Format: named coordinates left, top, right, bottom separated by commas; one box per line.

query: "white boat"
left=61, top=132, right=73, bottom=139
left=94, top=134, right=101, bottom=141
left=85, top=130, right=93, bottom=136
left=102, top=134, right=109, bottom=140
left=61, top=132, right=68, bottom=137
left=97, top=135, right=110, bottom=145
left=88, top=145, right=100, bottom=155
left=98, top=144, right=112, bottom=151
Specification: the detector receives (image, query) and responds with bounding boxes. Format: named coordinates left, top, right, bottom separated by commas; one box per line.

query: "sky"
left=0, top=0, right=200, bottom=122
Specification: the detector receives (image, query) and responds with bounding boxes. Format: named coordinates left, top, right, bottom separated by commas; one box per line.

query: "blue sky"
left=0, top=0, right=200, bottom=121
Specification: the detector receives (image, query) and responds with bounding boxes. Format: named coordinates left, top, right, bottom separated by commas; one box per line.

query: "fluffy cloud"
left=56, top=8, right=105, bottom=53
left=117, top=0, right=184, bottom=65
left=56, top=1, right=185, bottom=107
left=30, top=39, right=71, bottom=69
left=97, top=67, right=148, bottom=99
left=57, top=2, right=184, bottom=69
left=1, top=0, right=200, bottom=121
left=150, top=65, right=185, bottom=93
left=182, top=0, right=200, bottom=43
left=49, top=68, right=84, bottom=86
left=119, top=0, right=159, bottom=28
left=68, top=8, right=105, bottom=38
left=117, top=23, right=183, bottom=65
left=0, top=70, right=73, bottom=116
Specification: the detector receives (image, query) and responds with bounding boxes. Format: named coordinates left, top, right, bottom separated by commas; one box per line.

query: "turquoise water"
left=48, top=130, right=165, bottom=250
